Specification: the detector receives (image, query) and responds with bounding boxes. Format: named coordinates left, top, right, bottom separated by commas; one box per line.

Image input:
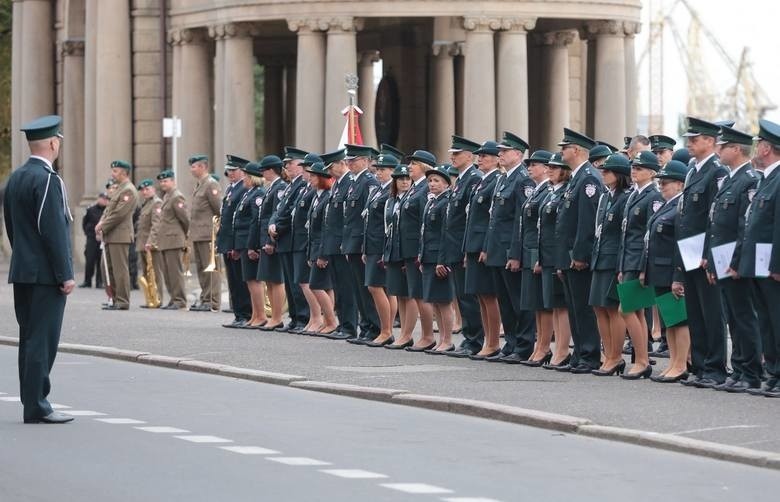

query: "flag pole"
left=346, top=73, right=359, bottom=144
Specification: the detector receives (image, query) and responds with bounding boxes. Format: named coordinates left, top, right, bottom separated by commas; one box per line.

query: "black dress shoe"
left=274, top=325, right=291, bottom=333
left=591, top=360, right=626, bottom=376
left=764, top=385, right=780, bottom=398
left=365, top=337, right=394, bottom=348
left=188, top=303, right=210, bottom=312
left=543, top=354, right=571, bottom=371
left=102, top=305, right=129, bottom=311
left=78, top=282, right=91, bottom=288
left=713, top=377, right=739, bottom=391
left=385, top=340, right=413, bottom=350
left=222, top=319, right=247, bottom=328
left=650, top=371, right=689, bottom=383
left=446, top=347, right=478, bottom=358
left=289, top=326, right=305, bottom=334
left=680, top=374, right=701, bottom=387
left=24, top=411, right=74, bottom=424
left=620, top=365, right=652, bottom=380
left=346, top=338, right=369, bottom=345
left=518, top=352, right=553, bottom=367
left=469, top=349, right=502, bottom=361
left=325, top=332, right=357, bottom=341
left=570, top=363, right=596, bottom=374
left=725, top=381, right=760, bottom=393
left=222, top=308, right=234, bottom=313
left=499, top=353, right=527, bottom=364
left=161, top=304, right=184, bottom=310
left=692, top=377, right=722, bottom=389
left=405, top=342, right=437, bottom=352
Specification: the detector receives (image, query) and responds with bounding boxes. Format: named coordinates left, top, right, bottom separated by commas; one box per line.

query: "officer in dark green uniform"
left=650, top=134, right=676, bottom=167
left=706, top=125, right=762, bottom=392
left=737, top=119, right=780, bottom=398
left=4, top=115, right=75, bottom=424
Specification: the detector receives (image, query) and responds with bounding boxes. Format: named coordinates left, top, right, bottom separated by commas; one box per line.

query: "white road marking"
left=95, top=418, right=147, bottom=425
left=61, top=410, right=107, bottom=416
left=220, top=446, right=280, bottom=455
left=135, top=426, right=190, bottom=434
left=267, top=457, right=332, bottom=466
left=174, top=435, right=233, bottom=444
left=319, top=469, right=388, bottom=479
left=0, top=392, right=6, bottom=395
left=671, top=425, right=761, bottom=436
left=442, top=498, right=503, bottom=502
left=50, top=404, right=71, bottom=409
left=380, top=483, right=454, bottom=494
left=0, top=396, right=21, bottom=402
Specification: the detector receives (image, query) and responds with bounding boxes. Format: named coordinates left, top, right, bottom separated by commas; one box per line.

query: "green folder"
left=617, top=279, right=656, bottom=312
left=655, top=291, right=688, bottom=327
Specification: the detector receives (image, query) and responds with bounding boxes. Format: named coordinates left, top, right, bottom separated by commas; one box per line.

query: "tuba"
left=139, top=249, right=161, bottom=308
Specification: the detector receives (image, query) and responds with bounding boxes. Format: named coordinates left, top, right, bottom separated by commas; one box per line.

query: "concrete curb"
left=1, top=335, right=778, bottom=471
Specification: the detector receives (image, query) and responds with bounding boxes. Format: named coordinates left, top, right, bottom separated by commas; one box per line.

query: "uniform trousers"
left=83, top=237, right=102, bottom=286
left=106, top=242, right=131, bottom=308
left=161, top=248, right=187, bottom=307
left=492, top=266, right=535, bottom=358
left=561, top=268, right=601, bottom=368
left=347, top=253, right=380, bottom=339
left=754, top=278, right=780, bottom=380
left=329, top=254, right=357, bottom=335
left=721, top=277, right=762, bottom=385
left=684, top=268, right=727, bottom=382
left=281, top=252, right=310, bottom=326
left=224, top=253, right=251, bottom=321
left=452, top=262, right=484, bottom=351
left=193, top=240, right=221, bottom=309
left=138, top=249, right=165, bottom=305
left=13, top=283, right=66, bottom=421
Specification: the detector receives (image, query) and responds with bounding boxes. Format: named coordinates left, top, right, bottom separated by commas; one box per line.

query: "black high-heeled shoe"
left=620, top=364, right=652, bottom=380
left=650, top=371, right=689, bottom=383
left=591, top=359, right=626, bottom=376
left=518, top=352, right=553, bottom=367
left=543, top=354, right=571, bottom=370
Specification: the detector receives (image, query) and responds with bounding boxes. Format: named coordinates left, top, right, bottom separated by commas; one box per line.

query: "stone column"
left=324, top=17, right=362, bottom=149
left=358, top=50, right=379, bottom=147
left=624, top=21, right=640, bottom=136
left=263, top=63, right=285, bottom=154
left=462, top=16, right=497, bottom=142
left=288, top=18, right=326, bottom=152
left=285, top=65, right=297, bottom=146
left=430, top=42, right=458, bottom=160
left=12, top=0, right=55, bottom=166
left=585, top=20, right=627, bottom=145
left=213, top=23, right=257, bottom=160
left=170, top=28, right=212, bottom=196
left=211, top=29, right=225, bottom=168
left=94, top=0, right=132, bottom=189
left=495, top=17, right=536, bottom=139
left=536, top=31, right=576, bottom=150
left=83, top=0, right=98, bottom=199
left=61, top=39, right=86, bottom=206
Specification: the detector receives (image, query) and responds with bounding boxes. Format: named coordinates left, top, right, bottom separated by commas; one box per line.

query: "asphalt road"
left=1, top=262, right=779, bottom=455
left=1, top=346, right=778, bottom=502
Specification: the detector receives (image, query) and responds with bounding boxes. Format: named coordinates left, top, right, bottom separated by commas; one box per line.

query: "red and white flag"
left=338, top=104, right=364, bottom=148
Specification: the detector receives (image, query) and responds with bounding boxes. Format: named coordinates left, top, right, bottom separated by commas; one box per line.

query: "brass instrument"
left=139, top=249, right=161, bottom=308
left=204, top=216, right=219, bottom=272
left=182, top=244, right=192, bottom=276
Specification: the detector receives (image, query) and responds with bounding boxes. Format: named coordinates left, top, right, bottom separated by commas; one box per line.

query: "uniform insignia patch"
left=524, top=186, right=534, bottom=198
left=212, top=189, right=219, bottom=196
left=585, top=184, right=597, bottom=198
left=156, top=207, right=162, bottom=214
left=255, top=197, right=262, bottom=206
left=427, top=193, right=436, bottom=201
left=652, top=200, right=662, bottom=213
left=277, top=190, right=283, bottom=199
left=177, top=202, right=184, bottom=209
left=123, top=195, right=130, bottom=202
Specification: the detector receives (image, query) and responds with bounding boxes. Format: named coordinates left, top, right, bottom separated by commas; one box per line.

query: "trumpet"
left=204, top=215, right=219, bottom=272
left=139, top=249, right=161, bottom=308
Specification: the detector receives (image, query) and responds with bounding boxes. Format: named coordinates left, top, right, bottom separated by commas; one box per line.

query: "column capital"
left=208, top=22, right=258, bottom=41
left=320, top=16, right=365, bottom=33
left=61, top=38, right=85, bottom=57
left=462, top=16, right=503, bottom=33
left=533, top=30, right=576, bottom=48
left=496, top=17, right=537, bottom=32
left=287, top=17, right=329, bottom=33
left=582, top=20, right=628, bottom=38
left=431, top=41, right=460, bottom=57
left=168, top=27, right=209, bottom=46
left=623, top=21, right=642, bottom=37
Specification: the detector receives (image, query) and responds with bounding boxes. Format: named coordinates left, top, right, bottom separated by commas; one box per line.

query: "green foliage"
left=0, top=0, right=12, bottom=181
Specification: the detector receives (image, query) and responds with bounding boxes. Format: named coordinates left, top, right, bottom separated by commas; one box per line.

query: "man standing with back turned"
left=4, top=115, right=76, bottom=424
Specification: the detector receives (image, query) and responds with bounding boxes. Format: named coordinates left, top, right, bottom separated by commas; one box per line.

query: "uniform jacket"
left=462, top=170, right=500, bottom=254
left=307, top=189, right=331, bottom=262
left=486, top=165, right=535, bottom=267
left=642, top=195, right=681, bottom=287
left=383, top=195, right=403, bottom=263
left=706, top=162, right=758, bottom=274
left=439, top=165, right=482, bottom=264
left=736, top=167, right=780, bottom=278
left=419, top=190, right=451, bottom=264
left=101, top=180, right=139, bottom=244
left=270, top=175, right=306, bottom=253
left=363, top=182, right=391, bottom=256
left=82, top=203, right=105, bottom=242
left=217, top=180, right=247, bottom=253
left=291, top=183, right=316, bottom=253
left=592, top=189, right=631, bottom=272
left=234, top=186, right=263, bottom=251
left=510, top=179, right=550, bottom=269
left=342, top=169, right=379, bottom=254
left=258, top=177, right=288, bottom=250
left=189, top=175, right=222, bottom=242
left=321, top=173, right=353, bottom=256
left=151, top=189, right=189, bottom=251
left=538, top=183, right=567, bottom=268
left=554, top=163, right=603, bottom=269
left=135, top=195, right=162, bottom=252
left=4, top=157, right=73, bottom=285
left=398, top=178, right=430, bottom=260
left=676, top=155, right=729, bottom=248
left=618, top=184, right=664, bottom=273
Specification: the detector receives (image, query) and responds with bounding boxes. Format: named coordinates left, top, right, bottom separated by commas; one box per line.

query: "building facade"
left=11, top=0, right=641, bottom=259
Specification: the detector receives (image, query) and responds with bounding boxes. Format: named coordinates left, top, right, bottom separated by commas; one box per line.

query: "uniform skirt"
left=589, top=269, right=619, bottom=308
left=240, top=250, right=259, bottom=281
left=541, top=266, right=567, bottom=309
left=404, top=257, right=424, bottom=299
left=308, top=262, right=332, bottom=290
left=293, top=251, right=309, bottom=284
left=421, top=263, right=455, bottom=303
left=364, top=254, right=386, bottom=287
left=257, top=251, right=283, bottom=283
left=464, top=252, right=496, bottom=295
left=385, top=261, right=408, bottom=297
left=520, top=268, right=547, bottom=311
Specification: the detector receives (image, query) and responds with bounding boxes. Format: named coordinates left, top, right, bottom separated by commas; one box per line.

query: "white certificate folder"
left=677, top=233, right=706, bottom=272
